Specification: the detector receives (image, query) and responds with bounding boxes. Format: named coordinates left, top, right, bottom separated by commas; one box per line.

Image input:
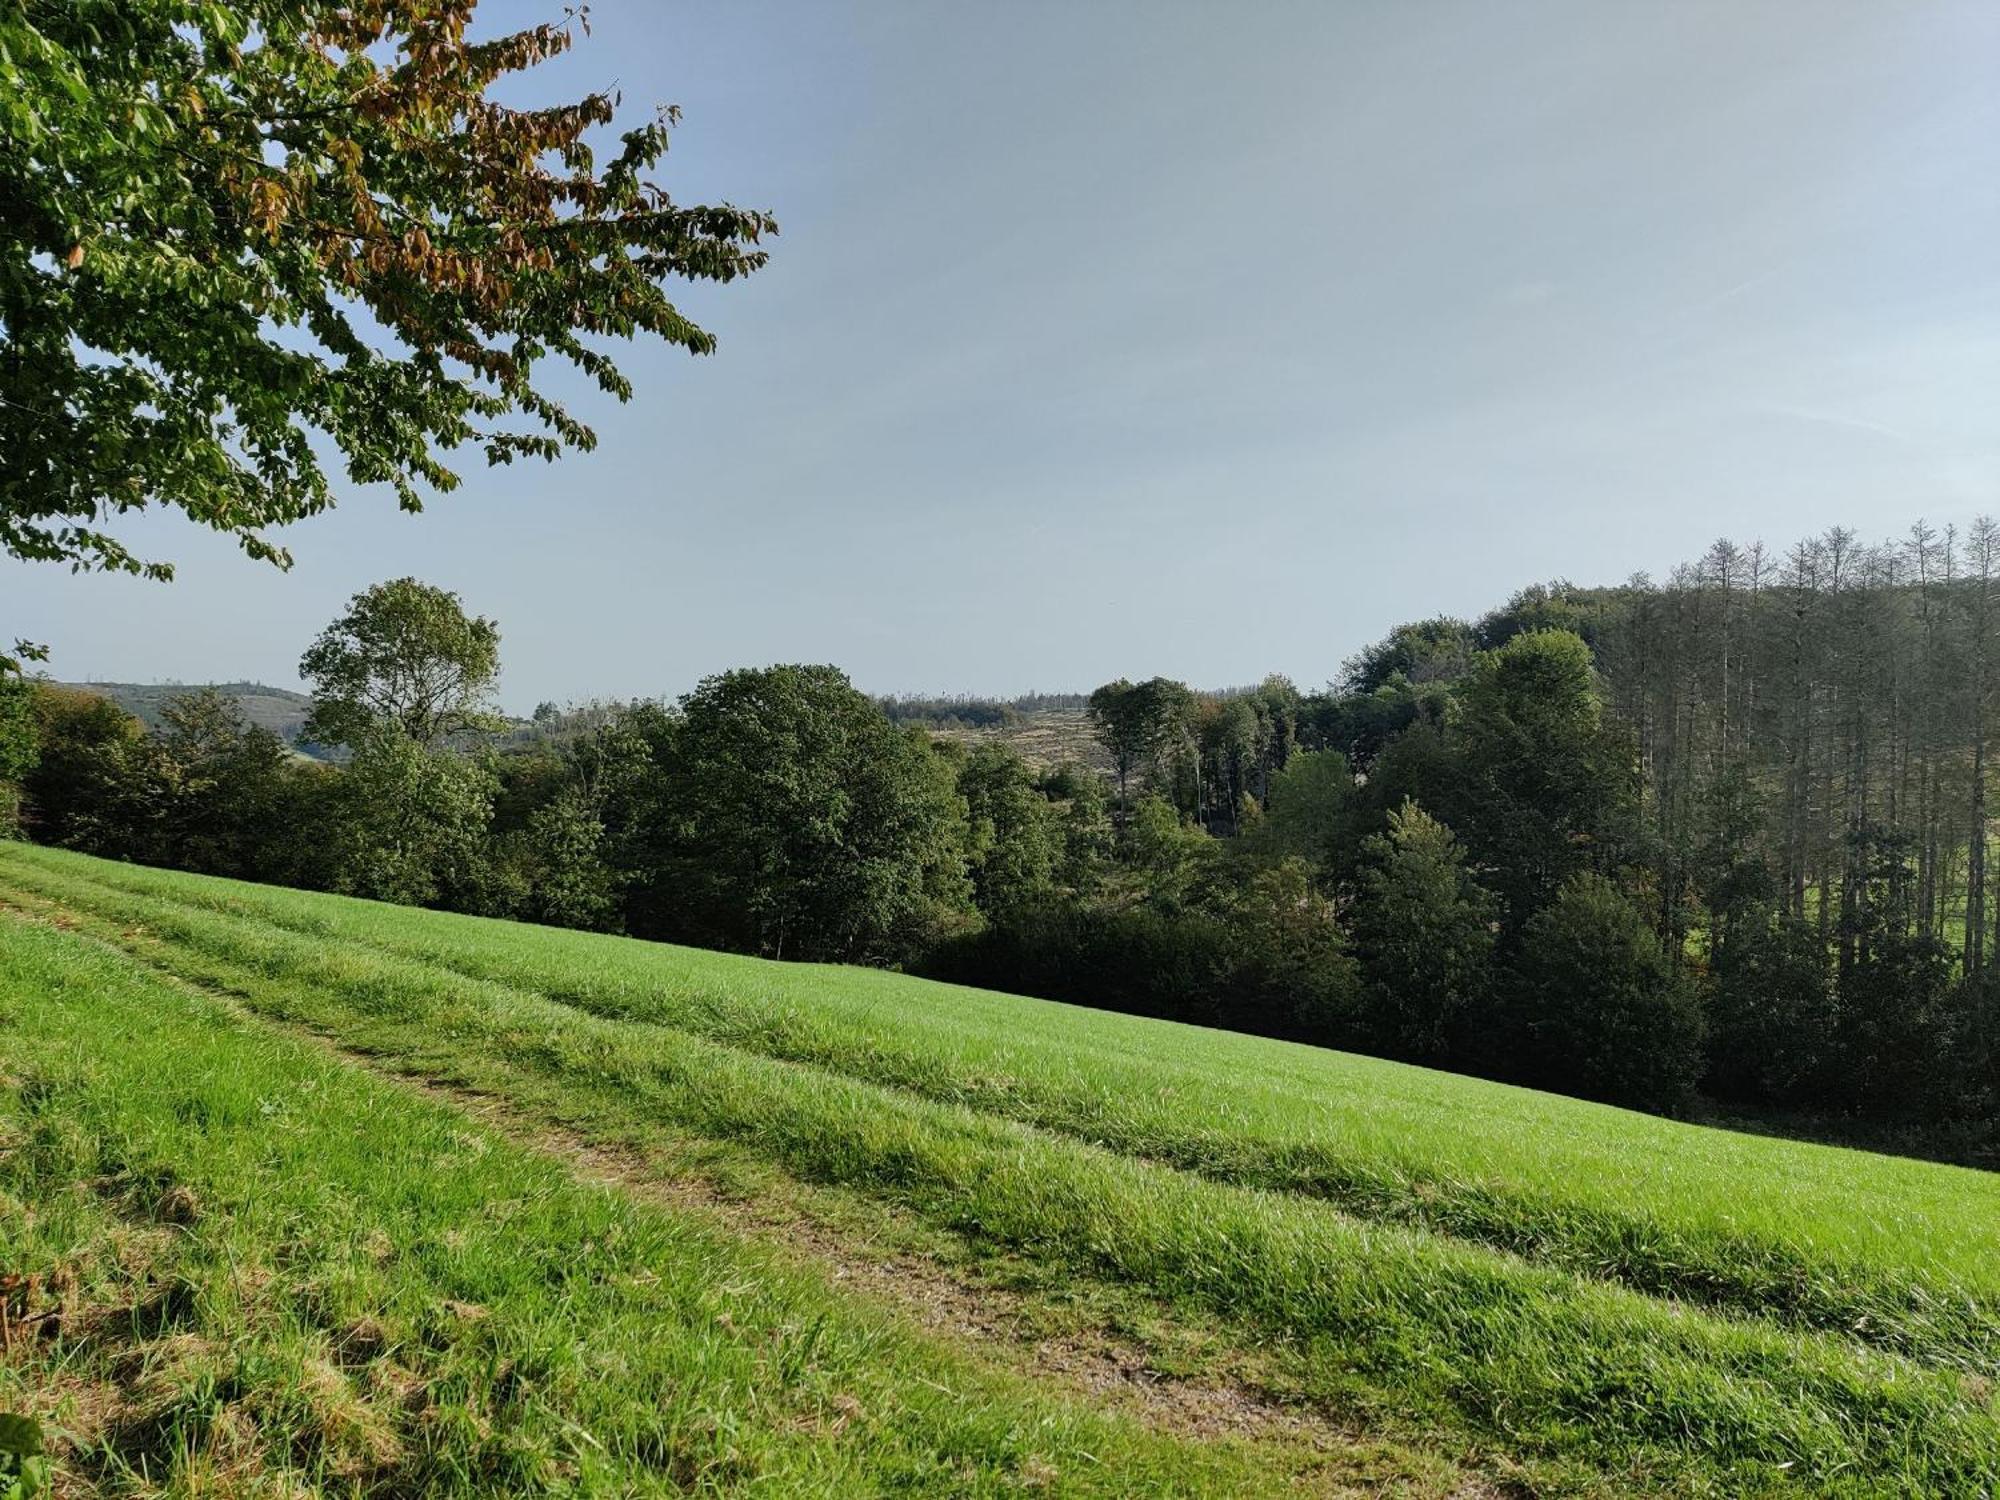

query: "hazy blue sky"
left=8, top=1, right=1999, bottom=709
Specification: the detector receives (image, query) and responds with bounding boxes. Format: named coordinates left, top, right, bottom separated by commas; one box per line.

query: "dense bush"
left=1706, top=916, right=1838, bottom=1106
left=922, top=884, right=1356, bottom=1044
left=1508, top=874, right=1706, bottom=1114
left=1832, top=930, right=1958, bottom=1121
left=1348, top=802, right=1496, bottom=1065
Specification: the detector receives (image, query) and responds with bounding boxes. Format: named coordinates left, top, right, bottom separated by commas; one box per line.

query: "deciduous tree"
left=1088, top=677, right=1192, bottom=812
left=1508, top=873, right=1704, bottom=1114
left=332, top=722, right=497, bottom=907
left=957, top=742, right=1061, bottom=920
left=1, top=0, right=773, bottom=577
left=1447, top=629, right=1636, bottom=928
left=637, top=665, right=974, bottom=963
left=1350, top=802, right=1496, bottom=1064
left=301, top=577, right=500, bottom=748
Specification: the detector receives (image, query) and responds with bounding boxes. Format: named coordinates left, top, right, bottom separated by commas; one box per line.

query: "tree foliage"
left=1509, top=874, right=1704, bottom=1114
left=333, top=722, right=496, bottom=907
left=1437, top=629, right=1635, bottom=927
left=0, top=0, right=773, bottom=577
left=1087, top=677, right=1191, bottom=809
left=512, top=785, right=617, bottom=930
left=18, top=682, right=157, bottom=853
left=1246, top=748, right=1354, bottom=872
left=18, top=525, right=2000, bottom=1155
left=301, top=577, right=499, bottom=748
left=0, top=674, right=36, bottom=832
left=1350, top=801, right=1497, bottom=1063
left=632, top=665, right=973, bottom=964
left=1707, top=916, right=1837, bottom=1107
left=956, top=742, right=1061, bottom=920
left=1342, top=615, right=1476, bottom=694
left=156, top=686, right=295, bottom=875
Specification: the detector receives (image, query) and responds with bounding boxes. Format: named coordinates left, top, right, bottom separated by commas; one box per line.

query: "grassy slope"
left=7, top=845, right=1992, bottom=1365
left=0, top=916, right=1407, bottom=1497
left=2, top=844, right=1997, bottom=1496
left=64, top=681, right=313, bottom=742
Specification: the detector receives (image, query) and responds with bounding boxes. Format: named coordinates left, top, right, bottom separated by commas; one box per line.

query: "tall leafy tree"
left=1349, top=802, right=1496, bottom=1064
left=1445, top=629, right=1636, bottom=929
left=1087, top=677, right=1192, bottom=812
left=1246, top=675, right=1302, bottom=799
left=1, top=0, right=773, bottom=579
left=1243, top=748, right=1355, bottom=874
left=19, top=683, right=164, bottom=854
left=1227, top=856, right=1359, bottom=1043
left=956, top=742, right=1061, bottom=920
left=1040, top=761, right=1114, bottom=895
left=301, top=578, right=500, bottom=748
left=332, top=722, right=498, bottom=907
left=637, top=665, right=973, bottom=963
left=1508, top=874, right=1704, bottom=1114
left=1200, top=696, right=1261, bottom=824
left=1474, top=580, right=1602, bottom=651
left=156, top=686, right=295, bottom=876
left=1830, top=900, right=1957, bottom=1120
left=513, top=786, right=618, bottom=931
left=1124, top=794, right=1214, bottom=912
left=1342, top=616, right=1476, bottom=694
left=1707, top=916, right=1836, bottom=1107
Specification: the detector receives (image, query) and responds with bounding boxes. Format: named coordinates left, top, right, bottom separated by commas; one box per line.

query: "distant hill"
left=63, top=680, right=316, bottom=748
left=873, top=693, right=1105, bottom=769
left=925, top=705, right=1110, bottom=772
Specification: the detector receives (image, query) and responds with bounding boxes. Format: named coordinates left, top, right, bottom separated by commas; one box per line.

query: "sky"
left=8, top=0, right=2000, bottom=710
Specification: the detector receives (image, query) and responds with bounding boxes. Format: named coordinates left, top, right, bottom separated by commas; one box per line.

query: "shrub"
left=1348, top=802, right=1496, bottom=1064
left=1706, top=915, right=1837, bottom=1107
left=1508, top=874, right=1704, bottom=1114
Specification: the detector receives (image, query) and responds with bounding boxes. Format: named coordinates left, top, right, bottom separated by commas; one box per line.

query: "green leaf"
left=0, top=1414, right=43, bottom=1458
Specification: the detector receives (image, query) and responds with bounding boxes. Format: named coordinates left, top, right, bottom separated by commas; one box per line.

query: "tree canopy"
left=1510, top=874, right=1704, bottom=1114
left=1087, top=677, right=1192, bottom=809
left=301, top=577, right=500, bottom=748
left=634, top=665, right=973, bottom=964
left=13, top=522, right=2000, bottom=1159
left=0, top=0, right=773, bottom=579
left=1351, top=801, right=1496, bottom=1064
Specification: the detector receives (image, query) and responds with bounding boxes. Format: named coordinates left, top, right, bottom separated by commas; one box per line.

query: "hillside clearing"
left=3, top=845, right=1998, bottom=1495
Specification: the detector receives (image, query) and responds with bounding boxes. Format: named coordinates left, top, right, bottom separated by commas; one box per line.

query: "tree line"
left=4, top=539, right=1998, bottom=1163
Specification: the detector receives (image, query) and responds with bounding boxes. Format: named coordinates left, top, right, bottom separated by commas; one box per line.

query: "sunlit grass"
left=7, top=844, right=1995, bottom=1366
left=3, top=843, right=1998, bottom=1495
left=0, top=917, right=1379, bottom=1497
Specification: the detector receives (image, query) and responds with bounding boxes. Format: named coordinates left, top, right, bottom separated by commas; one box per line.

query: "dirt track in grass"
left=4, top=893, right=1505, bottom=1496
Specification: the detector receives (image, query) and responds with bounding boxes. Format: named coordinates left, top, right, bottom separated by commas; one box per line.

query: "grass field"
left=2, top=844, right=1997, bottom=1496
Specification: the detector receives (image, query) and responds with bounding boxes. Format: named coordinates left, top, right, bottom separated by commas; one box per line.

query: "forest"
left=3, top=525, right=1998, bottom=1163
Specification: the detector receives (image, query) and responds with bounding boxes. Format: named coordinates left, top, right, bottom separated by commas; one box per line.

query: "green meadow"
left=3, top=842, right=1997, bottom=1496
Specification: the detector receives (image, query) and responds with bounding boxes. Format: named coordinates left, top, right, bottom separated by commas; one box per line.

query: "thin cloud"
left=1760, top=404, right=1916, bottom=446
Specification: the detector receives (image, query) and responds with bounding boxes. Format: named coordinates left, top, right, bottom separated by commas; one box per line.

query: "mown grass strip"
left=9, top=843, right=1996, bottom=1376
left=0, top=914, right=1391, bottom=1498
left=5, top=858, right=1997, bottom=1495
